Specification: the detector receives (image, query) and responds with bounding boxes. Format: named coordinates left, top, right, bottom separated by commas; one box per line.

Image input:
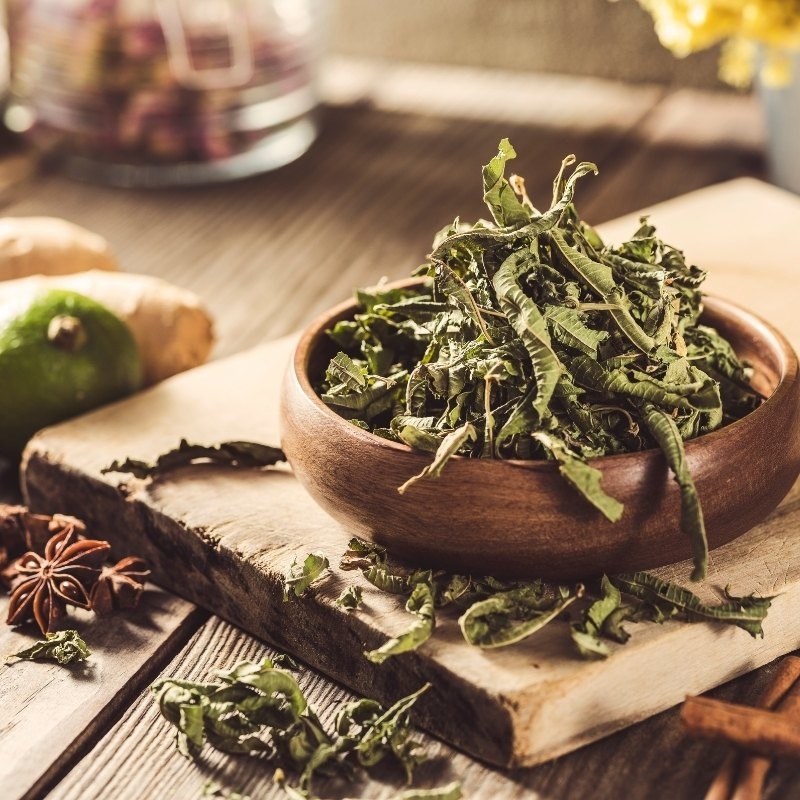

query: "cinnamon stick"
left=730, top=757, right=770, bottom=800
left=704, top=656, right=800, bottom=800
left=751, top=656, right=800, bottom=711
left=682, top=695, right=800, bottom=759
left=703, top=656, right=800, bottom=800
left=731, top=677, right=800, bottom=800
left=704, top=755, right=739, bottom=800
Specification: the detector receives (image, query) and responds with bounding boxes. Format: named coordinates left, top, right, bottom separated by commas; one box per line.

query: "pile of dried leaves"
left=153, top=658, right=453, bottom=800
left=318, top=140, right=761, bottom=581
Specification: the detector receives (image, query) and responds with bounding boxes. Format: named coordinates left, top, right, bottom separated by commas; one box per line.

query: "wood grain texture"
left=0, top=71, right=771, bottom=797
left=21, top=327, right=800, bottom=770
left=282, top=291, right=800, bottom=579
left=50, top=617, right=800, bottom=800
left=18, top=176, right=800, bottom=766
left=322, top=58, right=763, bottom=150
left=0, top=589, right=204, bottom=800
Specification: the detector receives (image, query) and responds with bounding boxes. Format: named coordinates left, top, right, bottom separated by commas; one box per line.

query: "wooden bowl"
left=280, top=289, right=800, bottom=580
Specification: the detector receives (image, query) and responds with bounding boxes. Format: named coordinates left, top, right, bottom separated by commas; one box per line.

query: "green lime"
left=0, top=289, right=142, bottom=459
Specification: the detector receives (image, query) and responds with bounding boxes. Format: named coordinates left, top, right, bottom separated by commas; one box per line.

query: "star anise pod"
left=6, top=526, right=110, bottom=635
left=90, top=557, right=150, bottom=616
left=1, top=504, right=86, bottom=583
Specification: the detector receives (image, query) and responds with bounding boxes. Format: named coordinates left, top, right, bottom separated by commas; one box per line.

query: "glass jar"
left=5, top=0, right=323, bottom=186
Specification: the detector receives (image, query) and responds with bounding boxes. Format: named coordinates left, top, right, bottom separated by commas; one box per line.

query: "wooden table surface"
left=1, top=62, right=798, bottom=800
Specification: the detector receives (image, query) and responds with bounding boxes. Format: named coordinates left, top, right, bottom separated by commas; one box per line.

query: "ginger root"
left=0, top=217, right=118, bottom=280
left=0, top=271, right=214, bottom=385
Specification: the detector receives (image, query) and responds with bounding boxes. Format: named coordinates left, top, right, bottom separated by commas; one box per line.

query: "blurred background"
left=0, top=0, right=794, bottom=365
left=2, top=0, right=793, bottom=193
left=0, top=0, right=786, bottom=363
left=328, top=0, right=725, bottom=87
left=1, top=0, right=795, bottom=199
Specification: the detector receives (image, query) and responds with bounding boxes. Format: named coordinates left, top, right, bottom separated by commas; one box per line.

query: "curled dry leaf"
left=153, top=658, right=429, bottom=795
left=7, top=629, right=91, bottom=666
left=102, top=439, right=285, bottom=480
left=340, top=537, right=773, bottom=661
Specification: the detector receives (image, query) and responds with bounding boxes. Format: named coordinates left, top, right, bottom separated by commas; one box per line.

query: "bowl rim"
left=291, top=278, right=799, bottom=472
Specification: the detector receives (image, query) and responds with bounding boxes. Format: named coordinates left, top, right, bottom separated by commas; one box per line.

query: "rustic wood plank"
left=0, top=589, right=205, bottom=800
left=588, top=140, right=764, bottom=222
left=323, top=58, right=762, bottom=152
left=636, top=88, right=763, bottom=150
left=48, top=617, right=800, bottom=800
left=322, top=57, right=667, bottom=134
left=18, top=176, right=800, bottom=770
left=51, top=617, right=445, bottom=800
left=20, top=329, right=800, bottom=769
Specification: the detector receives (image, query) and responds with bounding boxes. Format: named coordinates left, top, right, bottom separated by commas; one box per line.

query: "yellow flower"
left=719, top=37, right=757, bottom=86
left=636, top=0, right=800, bottom=84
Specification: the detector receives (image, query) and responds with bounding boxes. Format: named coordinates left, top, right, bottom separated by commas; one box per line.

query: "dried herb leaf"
left=609, top=572, right=772, bottom=636
left=482, top=138, right=531, bottom=227
left=366, top=580, right=435, bottom=663
left=532, top=431, right=623, bottom=522
left=340, top=535, right=386, bottom=568
left=398, top=423, right=477, bottom=494
left=344, top=543, right=772, bottom=660
left=544, top=304, right=609, bottom=358
left=325, top=352, right=367, bottom=390
left=492, top=250, right=562, bottom=423
left=640, top=404, right=708, bottom=581
left=349, top=684, right=430, bottom=779
left=436, top=573, right=472, bottom=606
left=6, top=629, right=90, bottom=665
left=336, top=585, right=363, bottom=611
left=103, top=439, right=285, bottom=479
left=459, top=583, right=579, bottom=648
left=282, top=553, right=330, bottom=601
left=549, top=229, right=656, bottom=354
left=364, top=564, right=409, bottom=595
left=570, top=575, right=626, bottom=659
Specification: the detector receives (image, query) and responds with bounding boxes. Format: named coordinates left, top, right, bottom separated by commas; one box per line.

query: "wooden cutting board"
left=21, top=178, right=800, bottom=769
